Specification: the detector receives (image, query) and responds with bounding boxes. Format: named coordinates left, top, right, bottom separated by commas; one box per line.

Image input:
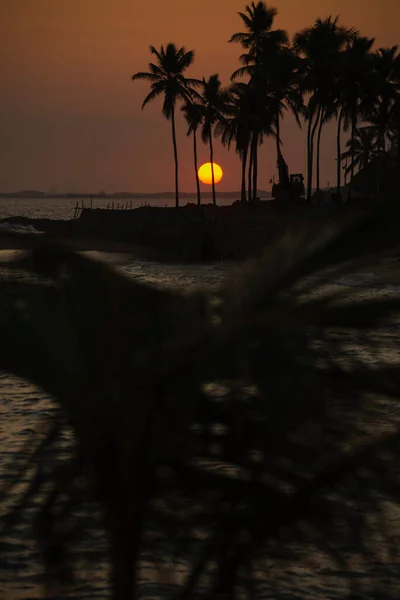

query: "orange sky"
left=0, top=0, right=398, bottom=193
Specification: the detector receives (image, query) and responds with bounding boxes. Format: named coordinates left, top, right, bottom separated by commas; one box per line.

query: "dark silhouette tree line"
left=132, top=2, right=400, bottom=207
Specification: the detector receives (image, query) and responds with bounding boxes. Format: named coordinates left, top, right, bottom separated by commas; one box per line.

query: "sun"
left=198, top=162, right=223, bottom=185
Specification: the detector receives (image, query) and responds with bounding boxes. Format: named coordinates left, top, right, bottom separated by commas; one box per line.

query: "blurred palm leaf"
left=1, top=206, right=400, bottom=599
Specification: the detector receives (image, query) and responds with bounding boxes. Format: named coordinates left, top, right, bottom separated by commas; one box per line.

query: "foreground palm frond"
left=1, top=209, right=400, bottom=599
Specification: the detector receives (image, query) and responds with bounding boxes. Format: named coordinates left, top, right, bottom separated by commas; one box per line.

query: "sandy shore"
left=0, top=231, right=167, bottom=263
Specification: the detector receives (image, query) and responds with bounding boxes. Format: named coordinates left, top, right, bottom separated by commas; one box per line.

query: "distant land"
left=0, top=190, right=271, bottom=200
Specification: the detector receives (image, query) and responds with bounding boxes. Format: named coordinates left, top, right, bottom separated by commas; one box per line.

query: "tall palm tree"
left=315, top=97, right=337, bottom=194
left=363, top=47, right=400, bottom=196
left=334, top=34, right=375, bottom=198
left=215, top=83, right=252, bottom=202
left=366, top=46, right=400, bottom=154
left=229, top=1, right=296, bottom=192
left=200, top=75, right=229, bottom=206
left=246, top=78, right=277, bottom=202
left=182, top=101, right=204, bottom=206
left=132, top=44, right=200, bottom=208
left=340, top=126, right=378, bottom=176
left=294, top=17, right=356, bottom=201
left=337, top=34, right=374, bottom=194
left=232, top=44, right=303, bottom=186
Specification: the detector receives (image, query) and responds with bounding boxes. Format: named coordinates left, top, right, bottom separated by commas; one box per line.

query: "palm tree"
left=182, top=101, right=204, bottom=206
left=200, top=75, right=229, bottom=206
left=132, top=44, right=200, bottom=208
left=388, top=94, right=400, bottom=167
left=232, top=44, right=303, bottom=187
left=294, top=17, right=356, bottom=201
left=362, top=47, right=400, bottom=196
left=246, top=78, right=277, bottom=202
left=366, top=46, right=400, bottom=154
left=340, top=126, right=378, bottom=176
left=229, top=2, right=297, bottom=192
left=315, top=98, right=337, bottom=194
left=215, top=83, right=252, bottom=202
left=335, top=34, right=375, bottom=198
left=228, top=1, right=287, bottom=64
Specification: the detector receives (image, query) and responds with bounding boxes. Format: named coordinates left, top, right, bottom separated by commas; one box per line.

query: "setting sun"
left=198, top=162, right=223, bottom=185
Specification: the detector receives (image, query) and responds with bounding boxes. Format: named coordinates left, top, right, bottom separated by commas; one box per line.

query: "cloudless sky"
left=0, top=0, right=398, bottom=193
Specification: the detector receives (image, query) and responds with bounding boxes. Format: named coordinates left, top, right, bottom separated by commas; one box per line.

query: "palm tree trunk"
left=209, top=126, right=216, bottom=206
left=307, top=105, right=322, bottom=203
left=336, top=109, right=343, bottom=199
left=316, top=110, right=324, bottom=193
left=248, top=140, right=253, bottom=203
left=276, top=112, right=281, bottom=169
left=398, top=131, right=400, bottom=169
left=252, top=133, right=258, bottom=203
left=306, top=112, right=313, bottom=203
left=241, top=146, right=248, bottom=202
left=193, top=130, right=201, bottom=206
left=349, top=115, right=357, bottom=202
left=171, top=108, right=179, bottom=208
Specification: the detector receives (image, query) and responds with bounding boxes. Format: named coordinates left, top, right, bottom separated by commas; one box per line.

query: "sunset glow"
left=198, top=163, right=223, bottom=185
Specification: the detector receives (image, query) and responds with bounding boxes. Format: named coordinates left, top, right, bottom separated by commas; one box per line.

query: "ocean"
left=0, top=196, right=240, bottom=222
left=1, top=199, right=400, bottom=598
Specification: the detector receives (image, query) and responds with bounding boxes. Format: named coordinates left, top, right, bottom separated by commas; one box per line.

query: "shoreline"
left=1, top=198, right=400, bottom=265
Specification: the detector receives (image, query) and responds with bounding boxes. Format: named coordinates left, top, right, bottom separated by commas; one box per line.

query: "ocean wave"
left=0, top=223, right=44, bottom=235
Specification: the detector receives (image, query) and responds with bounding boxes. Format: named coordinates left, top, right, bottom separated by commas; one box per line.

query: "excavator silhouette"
left=271, top=149, right=305, bottom=204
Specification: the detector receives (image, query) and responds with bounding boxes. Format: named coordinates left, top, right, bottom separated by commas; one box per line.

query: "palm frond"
left=142, top=85, right=165, bottom=109
left=228, top=32, right=251, bottom=45
left=2, top=205, right=400, bottom=599
left=131, top=72, right=160, bottom=83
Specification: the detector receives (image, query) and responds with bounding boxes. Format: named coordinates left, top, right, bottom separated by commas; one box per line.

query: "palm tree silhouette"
left=246, top=77, right=277, bottom=202
left=340, top=126, right=378, bottom=177
left=132, top=44, right=200, bottom=208
left=232, top=44, right=303, bottom=194
left=388, top=94, right=400, bottom=167
left=215, top=82, right=254, bottom=202
left=314, top=100, right=338, bottom=194
left=199, top=75, right=228, bottom=206
left=362, top=46, right=400, bottom=196
left=366, top=46, right=400, bottom=154
left=229, top=2, right=287, bottom=65
left=294, top=17, right=356, bottom=201
left=182, top=101, right=204, bottom=206
left=335, top=34, right=375, bottom=199
left=216, top=83, right=252, bottom=202
left=229, top=2, right=292, bottom=198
